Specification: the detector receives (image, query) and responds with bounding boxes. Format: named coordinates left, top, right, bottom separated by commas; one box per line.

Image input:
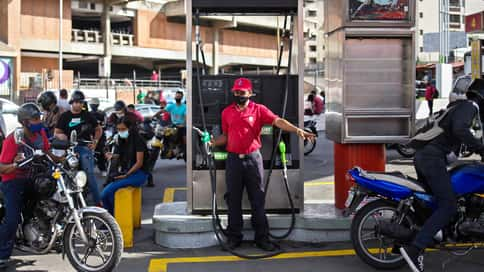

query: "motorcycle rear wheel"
left=64, top=211, right=123, bottom=272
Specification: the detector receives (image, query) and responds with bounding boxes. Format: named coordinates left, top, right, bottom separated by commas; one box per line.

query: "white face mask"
left=119, top=130, right=129, bottom=139
left=116, top=112, right=125, bottom=118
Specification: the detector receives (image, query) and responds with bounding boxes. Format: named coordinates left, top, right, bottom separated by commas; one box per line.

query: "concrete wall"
left=134, top=10, right=213, bottom=53
left=21, top=56, right=58, bottom=73
left=20, top=0, right=72, bottom=42
left=134, top=9, right=278, bottom=60
left=220, top=29, right=277, bottom=59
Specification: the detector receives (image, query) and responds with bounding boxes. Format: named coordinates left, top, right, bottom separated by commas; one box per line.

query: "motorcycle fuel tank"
left=451, top=164, right=484, bottom=196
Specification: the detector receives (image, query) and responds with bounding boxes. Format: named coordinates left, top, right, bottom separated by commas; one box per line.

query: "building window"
left=90, top=3, right=96, bottom=10
left=308, top=10, right=317, bottom=17
left=450, top=15, right=461, bottom=24
left=420, top=47, right=423, bottom=53
left=309, top=58, right=317, bottom=64
left=310, top=45, right=317, bottom=52
left=420, top=30, right=423, bottom=36
left=419, top=12, right=423, bottom=18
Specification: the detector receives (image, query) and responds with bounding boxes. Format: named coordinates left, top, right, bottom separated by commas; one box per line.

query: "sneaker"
left=400, top=246, right=424, bottom=272
left=255, top=239, right=277, bottom=252
left=221, top=239, right=241, bottom=251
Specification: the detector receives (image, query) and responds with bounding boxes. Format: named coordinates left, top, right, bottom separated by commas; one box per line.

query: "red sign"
left=466, top=12, right=483, bottom=33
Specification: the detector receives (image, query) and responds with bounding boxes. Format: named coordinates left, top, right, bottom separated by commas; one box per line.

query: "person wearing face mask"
left=210, top=78, right=315, bottom=252
left=55, top=90, right=103, bottom=206
left=154, top=91, right=186, bottom=155
left=0, top=103, right=51, bottom=268
left=107, top=100, right=142, bottom=129
left=37, top=91, right=64, bottom=137
left=101, top=117, right=149, bottom=215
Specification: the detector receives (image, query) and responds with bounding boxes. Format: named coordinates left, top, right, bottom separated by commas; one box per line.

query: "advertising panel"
left=349, top=0, right=410, bottom=21
left=0, top=58, right=12, bottom=96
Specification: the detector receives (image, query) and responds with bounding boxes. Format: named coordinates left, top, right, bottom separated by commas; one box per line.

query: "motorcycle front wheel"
left=303, top=128, right=317, bottom=156
left=64, top=211, right=123, bottom=272
left=351, top=200, right=411, bottom=270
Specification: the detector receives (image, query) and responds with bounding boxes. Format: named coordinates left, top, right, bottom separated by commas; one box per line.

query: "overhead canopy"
left=192, top=0, right=298, bottom=15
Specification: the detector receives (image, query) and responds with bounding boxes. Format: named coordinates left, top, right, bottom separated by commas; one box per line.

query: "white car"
left=0, top=98, right=20, bottom=135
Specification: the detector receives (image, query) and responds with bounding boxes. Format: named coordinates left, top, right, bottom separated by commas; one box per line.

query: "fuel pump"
left=186, top=0, right=305, bottom=259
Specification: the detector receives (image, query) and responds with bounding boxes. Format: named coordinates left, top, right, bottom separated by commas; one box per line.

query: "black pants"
left=413, top=145, right=457, bottom=249
left=225, top=151, right=268, bottom=242
left=427, top=100, right=434, bottom=116
left=95, top=134, right=107, bottom=172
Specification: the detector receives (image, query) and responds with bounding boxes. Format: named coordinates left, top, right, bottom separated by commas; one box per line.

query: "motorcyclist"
left=0, top=103, right=51, bottom=268
left=54, top=90, right=103, bottom=206
left=154, top=91, right=186, bottom=158
left=89, top=98, right=107, bottom=176
left=400, top=79, right=484, bottom=272
left=107, top=100, right=142, bottom=128
left=37, top=91, right=64, bottom=137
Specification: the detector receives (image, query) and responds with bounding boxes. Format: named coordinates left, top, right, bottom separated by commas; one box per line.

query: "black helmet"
left=69, top=90, right=85, bottom=104
left=114, top=100, right=126, bottom=111
left=17, top=103, right=41, bottom=124
left=466, top=79, right=484, bottom=101
left=37, top=91, right=57, bottom=111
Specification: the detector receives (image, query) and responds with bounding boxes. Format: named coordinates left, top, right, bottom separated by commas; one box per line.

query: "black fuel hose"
left=263, top=16, right=296, bottom=240
left=276, top=16, right=288, bottom=75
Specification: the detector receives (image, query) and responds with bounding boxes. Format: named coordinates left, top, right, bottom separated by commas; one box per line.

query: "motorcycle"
left=303, top=115, right=318, bottom=156
left=345, top=162, right=484, bottom=270
left=149, top=118, right=186, bottom=162
left=0, top=129, right=123, bottom=272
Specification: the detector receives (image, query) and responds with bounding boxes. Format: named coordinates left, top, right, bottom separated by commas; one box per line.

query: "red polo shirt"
left=222, top=101, right=279, bottom=154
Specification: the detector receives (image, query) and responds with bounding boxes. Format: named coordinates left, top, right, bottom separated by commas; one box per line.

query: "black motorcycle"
left=0, top=129, right=123, bottom=272
left=303, top=118, right=318, bottom=155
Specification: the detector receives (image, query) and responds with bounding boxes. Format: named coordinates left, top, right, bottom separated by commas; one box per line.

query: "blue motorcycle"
left=345, top=163, right=484, bottom=269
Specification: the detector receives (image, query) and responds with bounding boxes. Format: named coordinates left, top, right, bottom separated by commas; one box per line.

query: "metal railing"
left=71, top=29, right=134, bottom=46
left=73, top=78, right=183, bottom=89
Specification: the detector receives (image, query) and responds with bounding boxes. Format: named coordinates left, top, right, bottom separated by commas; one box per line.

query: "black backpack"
left=408, top=100, right=480, bottom=149
left=432, top=87, right=440, bottom=99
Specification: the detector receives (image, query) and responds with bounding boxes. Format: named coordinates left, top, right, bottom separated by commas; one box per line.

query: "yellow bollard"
left=114, top=187, right=142, bottom=248
left=133, top=187, right=142, bottom=229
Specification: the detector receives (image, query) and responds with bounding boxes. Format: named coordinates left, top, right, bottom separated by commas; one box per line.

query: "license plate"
left=345, top=189, right=356, bottom=208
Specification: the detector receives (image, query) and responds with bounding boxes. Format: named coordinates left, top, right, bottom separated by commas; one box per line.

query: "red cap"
left=231, top=78, right=252, bottom=92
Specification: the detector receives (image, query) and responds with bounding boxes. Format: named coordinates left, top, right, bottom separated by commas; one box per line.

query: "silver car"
left=0, top=98, right=20, bottom=135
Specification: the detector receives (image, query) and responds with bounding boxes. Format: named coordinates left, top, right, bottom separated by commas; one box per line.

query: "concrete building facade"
left=0, top=0, right=303, bottom=100
left=416, top=0, right=466, bottom=63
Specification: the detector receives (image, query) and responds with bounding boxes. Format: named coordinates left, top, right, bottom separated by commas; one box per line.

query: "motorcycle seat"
left=366, top=171, right=427, bottom=193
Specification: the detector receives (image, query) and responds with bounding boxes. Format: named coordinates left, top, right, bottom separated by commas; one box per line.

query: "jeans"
left=427, top=100, right=434, bottom=116
left=101, top=170, right=147, bottom=215
left=413, top=145, right=457, bottom=249
left=225, top=151, right=269, bottom=242
left=76, top=145, right=101, bottom=205
left=0, top=179, right=31, bottom=259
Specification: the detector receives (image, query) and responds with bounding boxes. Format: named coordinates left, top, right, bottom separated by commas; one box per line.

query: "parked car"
left=0, top=98, right=19, bottom=134
left=449, top=74, right=472, bottom=103
left=415, top=80, right=426, bottom=98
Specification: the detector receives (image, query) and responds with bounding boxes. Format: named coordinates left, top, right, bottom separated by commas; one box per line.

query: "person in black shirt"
left=55, top=90, right=103, bottom=205
left=101, top=116, right=148, bottom=214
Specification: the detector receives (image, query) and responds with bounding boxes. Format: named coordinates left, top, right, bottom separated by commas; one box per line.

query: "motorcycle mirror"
left=14, top=128, right=24, bottom=144
left=70, top=130, right=77, bottom=143
left=113, top=134, right=119, bottom=145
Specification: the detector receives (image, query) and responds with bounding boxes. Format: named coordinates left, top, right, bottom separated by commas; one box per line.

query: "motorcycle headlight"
left=74, top=171, right=87, bottom=188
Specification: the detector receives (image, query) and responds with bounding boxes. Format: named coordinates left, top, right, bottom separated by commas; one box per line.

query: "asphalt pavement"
left=5, top=135, right=484, bottom=272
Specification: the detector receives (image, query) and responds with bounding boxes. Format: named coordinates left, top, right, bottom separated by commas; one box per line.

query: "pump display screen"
left=349, top=0, right=410, bottom=21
